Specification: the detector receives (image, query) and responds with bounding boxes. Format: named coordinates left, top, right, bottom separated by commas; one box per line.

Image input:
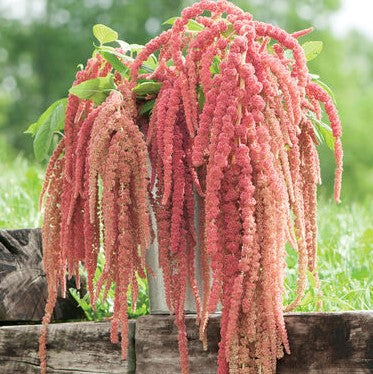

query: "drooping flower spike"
left=40, top=1, right=342, bottom=373
left=39, top=60, right=151, bottom=372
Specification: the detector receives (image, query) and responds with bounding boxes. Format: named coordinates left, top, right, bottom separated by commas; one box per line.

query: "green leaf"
left=24, top=121, right=39, bottom=136
left=33, top=128, right=52, bottom=161
left=139, top=99, right=156, bottom=115
left=99, top=51, right=129, bottom=76
left=93, top=24, right=118, bottom=45
left=266, top=43, right=275, bottom=55
left=132, top=81, right=161, bottom=96
left=98, top=46, right=156, bottom=74
left=313, top=79, right=337, bottom=104
left=318, top=121, right=335, bottom=151
left=312, top=124, right=323, bottom=145
left=34, top=115, right=64, bottom=162
left=187, top=19, right=204, bottom=31
left=25, top=98, right=67, bottom=136
left=138, top=54, right=158, bottom=74
left=309, top=73, right=320, bottom=80
left=26, top=98, right=66, bottom=161
left=69, top=75, right=117, bottom=105
left=97, top=45, right=129, bottom=59
left=162, top=16, right=204, bottom=31
left=197, top=85, right=205, bottom=110
left=302, top=41, right=323, bottom=61
left=210, top=55, right=221, bottom=75
left=308, top=112, right=335, bottom=151
left=163, top=16, right=177, bottom=26
left=117, top=39, right=130, bottom=52
left=222, top=23, right=234, bottom=38
left=129, top=43, right=145, bottom=54
left=144, top=54, right=158, bottom=70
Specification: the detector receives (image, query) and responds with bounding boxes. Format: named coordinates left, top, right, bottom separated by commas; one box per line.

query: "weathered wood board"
left=136, top=313, right=221, bottom=373
left=0, top=320, right=135, bottom=373
left=277, top=312, right=373, bottom=373
left=0, top=229, right=84, bottom=321
left=135, top=312, right=373, bottom=374
left=0, top=312, right=371, bottom=373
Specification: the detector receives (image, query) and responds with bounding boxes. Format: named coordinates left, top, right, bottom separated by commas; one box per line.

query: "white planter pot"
left=146, top=194, right=204, bottom=314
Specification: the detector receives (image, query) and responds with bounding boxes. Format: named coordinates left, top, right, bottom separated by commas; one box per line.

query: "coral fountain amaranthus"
left=38, top=1, right=343, bottom=373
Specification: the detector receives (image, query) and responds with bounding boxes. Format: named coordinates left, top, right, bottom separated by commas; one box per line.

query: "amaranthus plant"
left=28, top=1, right=343, bottom=373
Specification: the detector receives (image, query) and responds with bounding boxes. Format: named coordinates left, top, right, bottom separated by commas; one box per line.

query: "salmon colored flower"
left=40, top=2, right=343, bottom=373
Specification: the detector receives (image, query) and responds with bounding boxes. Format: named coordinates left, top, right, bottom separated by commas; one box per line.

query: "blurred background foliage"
left=0, top=0, right=371, bottom=312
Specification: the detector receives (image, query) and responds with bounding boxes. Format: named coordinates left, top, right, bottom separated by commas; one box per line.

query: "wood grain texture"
left=136, top=314, right=220, bottom=373
left=135, top=312, right=373, bottom=374
left=0, top=228, right=84, bottom=322
left=0, top=312, right=371, bottom=373
left=0, top=320, right=135, bottom=373
left=278, top=312, right=373, bottom=374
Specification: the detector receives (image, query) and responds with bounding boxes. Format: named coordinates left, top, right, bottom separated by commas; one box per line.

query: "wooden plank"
left=135, top=312, right=373, bottom=374
left=136, top=314, right=220, bottom=373
left=0, top=313, right=371, bottom=373
left=0, top=320, right=135, bottom=373
left=278, top=312, right=373, bottom=374
left=0, top=228, right=84, bottom=322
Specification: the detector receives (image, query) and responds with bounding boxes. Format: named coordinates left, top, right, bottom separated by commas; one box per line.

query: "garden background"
left=0, top=0, right=371, bottom=313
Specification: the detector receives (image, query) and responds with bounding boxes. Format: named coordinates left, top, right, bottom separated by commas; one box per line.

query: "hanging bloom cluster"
left=39, top=55, right=151, bottom=373
left=40, top=1, right=342, bottom=373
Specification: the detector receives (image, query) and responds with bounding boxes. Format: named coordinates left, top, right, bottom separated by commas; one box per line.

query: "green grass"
left=285, top=200, right=372, bottom=311
left=0, top=145, right=371, bottom=313
left=0, top=140, right=44, bottom=229
left=69, top=253, right=150, bottom=321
